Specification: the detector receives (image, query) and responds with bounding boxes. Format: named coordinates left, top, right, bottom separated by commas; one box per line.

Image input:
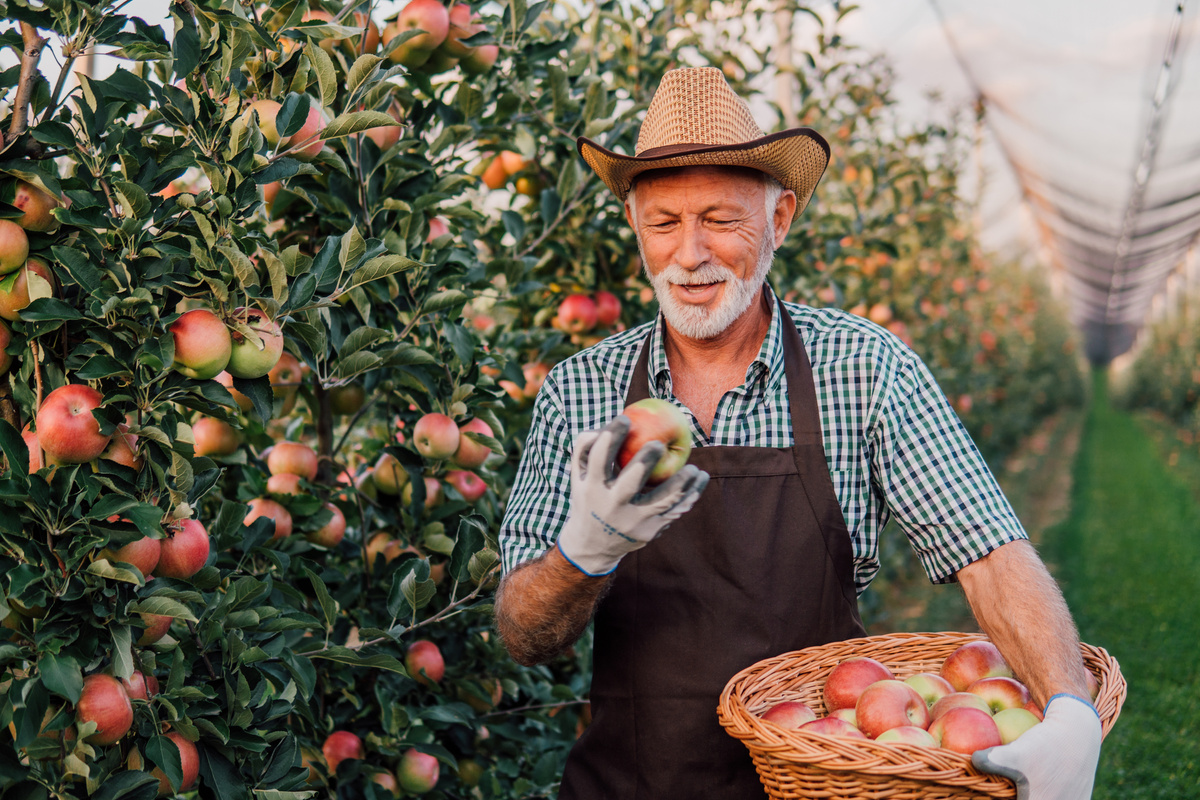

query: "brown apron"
left=559, top=297, right=867, bottom=800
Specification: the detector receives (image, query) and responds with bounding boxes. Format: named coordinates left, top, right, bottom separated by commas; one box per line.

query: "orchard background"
left=0, top=0, right=1084, bottom=798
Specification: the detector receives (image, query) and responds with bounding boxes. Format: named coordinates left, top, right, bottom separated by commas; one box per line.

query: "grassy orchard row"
left=1117, top=304, right=1200, bottom=444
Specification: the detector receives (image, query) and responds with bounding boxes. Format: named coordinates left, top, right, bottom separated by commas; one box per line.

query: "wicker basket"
left=718, top=631, right=1126, bottom=799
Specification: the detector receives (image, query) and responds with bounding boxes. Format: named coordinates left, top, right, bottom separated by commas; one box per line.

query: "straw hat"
left=577, top=66, right=830, bottom=211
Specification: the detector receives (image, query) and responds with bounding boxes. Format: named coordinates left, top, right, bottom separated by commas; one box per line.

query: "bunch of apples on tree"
left=758, top=641, right=1100, bottom=755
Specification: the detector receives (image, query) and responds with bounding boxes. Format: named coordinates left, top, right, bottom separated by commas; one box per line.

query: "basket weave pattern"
left=718, top=631, right=1126, bottom=799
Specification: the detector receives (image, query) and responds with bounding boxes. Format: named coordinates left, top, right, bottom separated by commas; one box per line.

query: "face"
left=626, top=166, right=795, bottom=340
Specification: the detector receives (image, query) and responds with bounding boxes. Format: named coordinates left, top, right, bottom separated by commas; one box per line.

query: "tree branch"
left=5, top=23, right=48, bottom=150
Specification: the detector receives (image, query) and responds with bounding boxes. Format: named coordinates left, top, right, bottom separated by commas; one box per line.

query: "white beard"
left=641, top=232, right=776, bottom=340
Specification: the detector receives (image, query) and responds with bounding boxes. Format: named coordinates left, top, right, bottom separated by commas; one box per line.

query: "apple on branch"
left=322, top=730, right=364, bottom=775
left=405, top=639, right=445, bottom=686
left=616, top=399, right=693, bottom=486
left=413, top=412, right=460, bottom=459
left=398, top=747, right=440, bottom=793
left=75, top=674, right=133, bottom=746
left=36, top=384, right=111, bottom=464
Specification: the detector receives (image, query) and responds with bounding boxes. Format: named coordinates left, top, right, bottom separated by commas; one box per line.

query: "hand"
left=556, top=415, right=709, bottom=577
left=972, top=694, right=1102, bottom=800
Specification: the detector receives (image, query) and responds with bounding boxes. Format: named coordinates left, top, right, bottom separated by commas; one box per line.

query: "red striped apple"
left=760, top=701, right=817, bottom=730
left=875, top=725, right=937, bottom=746
left=12, top=181, right=60, bottom=232
left=593, top=290, right=621, bottom=328
left=617, top=399, right=693, bottom=486
left=822, top=656, right=895, bottom=712
left=461, top=43, right=498, bottom=75
left=120, top=670, right=159, bottom=702
left=928, top=707, right=1001, bottom=754
left=0, top=219, right=29, bottom=273
left=36, top=384, right=111, bottom=463
left=75, top=674, right=133, bottom=745
left=798, top=716, right=868, bottom=739
left=157, top=519, right=210, bottom=579
left=405, top=639, right=444, bottom=686
left=398, top=747, right=440, bottom=793
left=193, top=416, right=239, bottom=457
left=267, top=441, right=318, bottom=480
left=266, top=472, right=303, bottom=497
left=966, top=676, right=1030, bottom=714
left=904, top=672, right=954, bottom=711
left=940, top=641, right=1012, bottom=691
left=307, top=503, right=346, bottom=547
left=402, top=476, right=443, bottom=508
left=383, top=0, right=450, bottom=67
left=413, top=412, right=460, bottom=459
left=99, top=535, right=161, bottom=577
left=854, top=680, right=931, bottom=738
left=556, top=294, right=598, bottom=333
left=136, top=613, right=172, bottom=645
left=444, top=469, right=487, bottom=502
left=0, top=256, right=55, bottom=321
left=245, top=497, right=292, bottom=540
left=322, top=730, right=364, bottom=775
left=151, top=730, right=200, bottom=794
left=452, top=417, right=493, bottom=469
left=170, top=309, right=232, bottom=380
left=930, top=691, right=992, bottom=721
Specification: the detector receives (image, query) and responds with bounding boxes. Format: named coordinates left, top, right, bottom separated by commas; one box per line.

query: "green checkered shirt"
left=499, top=288, right=1027, bottom=594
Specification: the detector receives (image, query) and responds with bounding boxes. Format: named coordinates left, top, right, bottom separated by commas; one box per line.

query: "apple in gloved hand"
left=616, top=399, right=692, bottom=485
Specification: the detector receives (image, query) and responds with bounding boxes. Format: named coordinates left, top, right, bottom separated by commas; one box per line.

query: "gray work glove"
left=556, top=416, right=709, bottom=577
left=973, top=694, right=1102, bottom=800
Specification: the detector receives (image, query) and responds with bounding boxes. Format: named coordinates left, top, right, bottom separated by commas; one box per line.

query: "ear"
left=624, top=198, right=636, bottom=229
left=773, top=189, right=797, bottom=246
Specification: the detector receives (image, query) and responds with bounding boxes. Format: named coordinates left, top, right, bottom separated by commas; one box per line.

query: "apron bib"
left=559, top=298, right=867, bottom=800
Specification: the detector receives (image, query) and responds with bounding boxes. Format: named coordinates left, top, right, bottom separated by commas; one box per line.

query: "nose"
left=674, top=220, right=712, bottom=270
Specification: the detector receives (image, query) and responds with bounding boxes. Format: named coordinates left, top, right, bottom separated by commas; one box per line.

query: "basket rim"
left=717, top=630, right=1127, bottom=796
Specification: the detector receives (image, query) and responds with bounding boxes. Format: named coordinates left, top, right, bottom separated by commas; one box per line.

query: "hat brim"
left=577, top=128, right=831, bottom=212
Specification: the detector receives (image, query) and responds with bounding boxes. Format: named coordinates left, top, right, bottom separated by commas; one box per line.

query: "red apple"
left=383, top=0, right=450, bottom=67
left=372, top=770, right=401, bottom=797
left=593, top=290, right=621, bottom=328
left=823, top=657, right=896, bottom=712
left=930, top=692, right=993, bottom=721
left=345, top=11, right=381, bottom=55
left=245, top=497, right=293, bottom=540
left=452, top=417, right=493, bottom=469
left=444, top=469, right=487, bottom=503
left=398, top=747, right=440, bottom=793
left=1022, top=699, right=1044, bottom=721
left=285, top=104, right=326, bottom=162
left=993, top=707, right=1041, bottom=745
left=460, top=43, right=498, bottom=75
left=12, top=181, right=60, bottom=232
left=616, top=399, right=693, bottom=486
left=854, top=680, right=931, bottom=738
left=157, top=519, right=210, bottom=579
left=266, top=472, right=303, bottom=497
left=101, top=422, right=143, bottom=470
left=151, top=731, right=200, bottom=795
left=966, top=676, right=1031, bottom=715
left=402, top=475, right=443, bottom=508
left=760, top=700, right=817, bottom=730
left=0, top=256, right=55, bottom=321
left=405, top=639, right=444, bottom=686
left=426, top=216, right=450, bottom=242
left=226, top=308, right=283, bottom=378
left=940, top=641, right=1012, bottom=691
left=36, top=384, right=111, bottom=463
left=75, top=674, right=133, bottom=746
left=928, top=707, right=1002, bottom=754
left=0, top=219, right=29, bottom=273
left=374, top=453, right=409, bottom=495
left=193, top=416, right=239, bottom=457
left=413, top=412, right=460, bottom=459
left=366, top=532, right=402, bottom=570
left=267, top=441, right=319, bottom=480
left=798, top=716, right=868, bottom=739
left=307, top=503, right=346, bottom=547
left=830, top=707, right=857, bottom=727
left=216, top=371, right=254, bottom=413
left=904, top=672, right=955, bottom=711
left=22, top=425, right=44, bottom=472
left=119, top=670, right=159, bottom=701
left=0, top=319, right=11, bottom=376
left=322, top=730, right=364, bottom=775
left=442, top=3, right=484, bottom=58
left=243, top=99, right=282, bottom=144
left=99, top=535, right=161, bottom=577
left=556, top=294, right=598, bottom=333
left=170, top=309, right=232, bottom=380
left=874, top=725, right=938, bottom=747
left=136, top=613, right=172, bottom=646
left=522, top=361, right=549, bottom=398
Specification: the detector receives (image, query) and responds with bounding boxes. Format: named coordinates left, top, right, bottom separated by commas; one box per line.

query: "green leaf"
left=86, top=559, right=145, bottom=585
left=302, top=566, right=338, bottom=629
left=198, top=746, right=249, bottom=800
left=338, top=225, right=366, bottom=272
left=347, top=254, right=424, bottom=290
left=91, top=772, right=160, bottom=800
left=39, top=653, right=83, bottom=703
left=114, top=180, right=151, bottom=219
left=423, top=290, right=469, bottom=315
left=53, top=245, right=104, bottom=292
left=128, top=597, right=199, bottom=623
left=0, top=420, right=28, bottom=479
left=321, top=110, right=398, bottom=140
left=307, top=43, right=338, bottom=107
left=147, top=733, right=183, bottom=793
left=450, top=515, right=487, bottom=582
left=307, top=646, right=407, bottom=675
left=339, top=326, right=391, bottom=357
left=345, top=54, right=383, bottom=100
left=233, top=375, right=273, bottom=423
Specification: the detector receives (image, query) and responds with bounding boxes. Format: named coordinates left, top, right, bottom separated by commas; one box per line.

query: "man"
left=494, top=67, right=1101, bottom=800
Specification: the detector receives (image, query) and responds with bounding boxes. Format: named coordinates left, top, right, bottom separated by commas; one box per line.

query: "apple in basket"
left=854, top=680, right=931, bottom=739
left=940, top=641, right=1012, bottom=691
left=759, top=701, right=817, bottom=730
left=830, top=707, right=857, bottom=727
left=928, top=707, right=1002, bottom=754
left=904, top=672, right=954, bottom=710
left=875, top=725, right=938, bottom=747
left=798, top=717, right=867, bottom=739
left=822, top=657, right=895, bottom=711
left=966, top=676, right=1030, bottom=714
left=930, top=692, right=992, bottom=721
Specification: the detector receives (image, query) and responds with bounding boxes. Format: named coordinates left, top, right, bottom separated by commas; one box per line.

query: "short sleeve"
left=498, top=377, right=575, bottom=573
left=870, top=353, right=1028, bottom=584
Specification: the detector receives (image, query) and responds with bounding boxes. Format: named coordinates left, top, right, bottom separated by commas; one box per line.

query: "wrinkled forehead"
left=628, top=164, right=772, bottom=197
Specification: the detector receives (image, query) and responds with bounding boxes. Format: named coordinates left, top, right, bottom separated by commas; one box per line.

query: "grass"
left=1042, top=370, right=1200, bottom=799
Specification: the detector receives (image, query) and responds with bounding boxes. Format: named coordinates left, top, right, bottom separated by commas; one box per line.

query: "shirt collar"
left=646, top=284, right=786, bottom=399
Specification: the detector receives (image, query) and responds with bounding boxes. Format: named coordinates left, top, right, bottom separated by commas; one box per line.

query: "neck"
left=662, top=286, right=772, bottom=375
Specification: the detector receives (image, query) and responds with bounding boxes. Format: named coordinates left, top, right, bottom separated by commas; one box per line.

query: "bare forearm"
left=957, top=540, right=1091, bottom=708
left=494, top=546, right=614, bottom=666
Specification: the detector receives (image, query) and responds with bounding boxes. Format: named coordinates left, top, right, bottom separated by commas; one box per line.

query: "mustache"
left=655, top=263, right=732, bottom=285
